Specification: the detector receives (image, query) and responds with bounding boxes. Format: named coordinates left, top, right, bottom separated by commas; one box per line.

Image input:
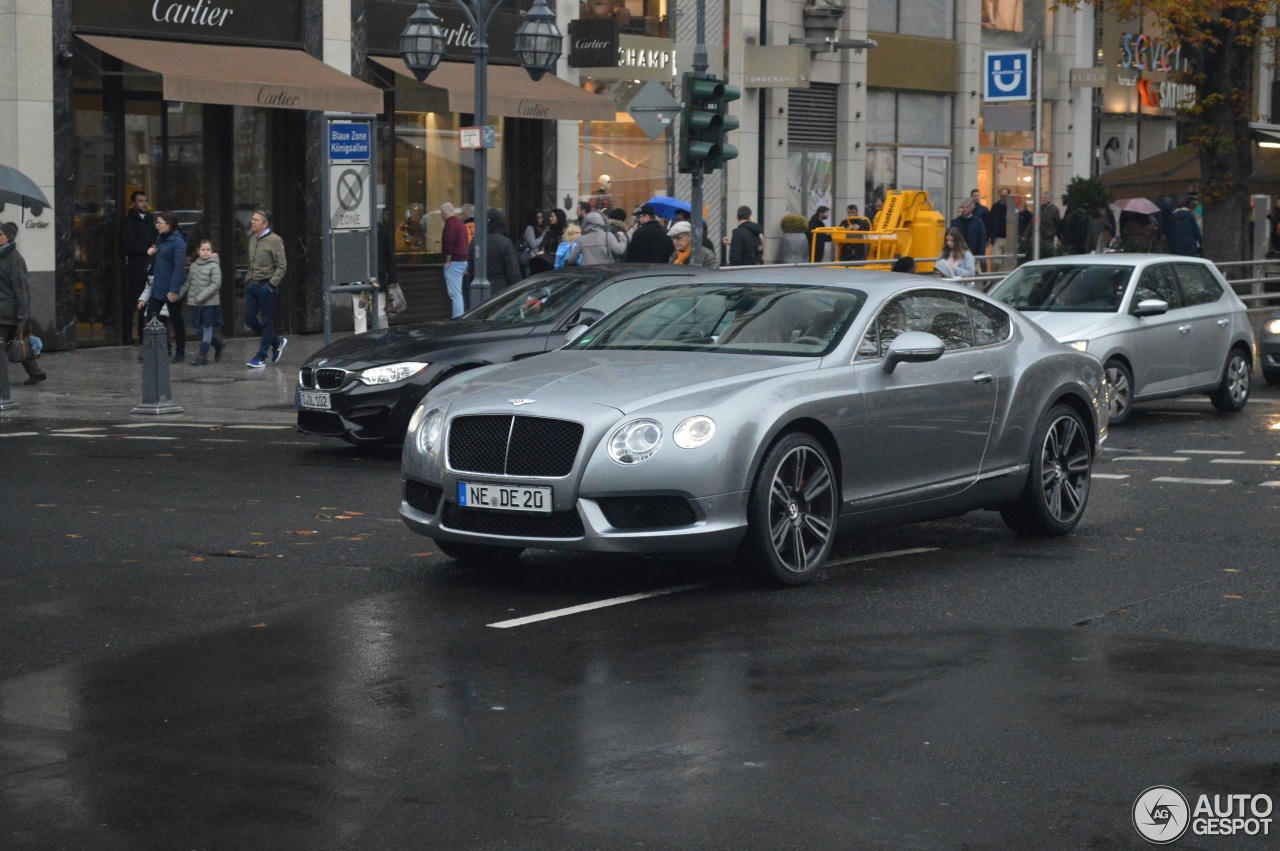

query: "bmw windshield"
left=566, top=284, right=866, bottom=356
left=990, top=264, right=1133, bottom=313
left=461, top=270, right=607, bottom=324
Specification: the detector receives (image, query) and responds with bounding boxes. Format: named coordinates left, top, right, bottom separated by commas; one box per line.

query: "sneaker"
left=271, top=337, right=287, bottom=364
left=212, top=339, right=225, bottom=362
left=22, top=374, right=47, bottom=386
left=246, top=356, right=266, bottom=369
left=190, top=355, right=208, bottom=366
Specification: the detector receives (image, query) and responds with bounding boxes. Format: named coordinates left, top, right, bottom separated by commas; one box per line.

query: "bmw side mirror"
left=573, top=307, right=605, bottom=327
left=1133, top=298, right=1168, bottom=317
left=882, top=331, right=946, bottom=374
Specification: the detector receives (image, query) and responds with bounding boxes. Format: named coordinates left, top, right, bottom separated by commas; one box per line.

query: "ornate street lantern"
left=514, top=0, right=563, bottom=82
left=400, top=3, right=446, bottom=82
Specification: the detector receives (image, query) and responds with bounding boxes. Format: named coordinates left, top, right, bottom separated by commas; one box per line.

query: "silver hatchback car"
left=988, top=254, right=1254, bottom=424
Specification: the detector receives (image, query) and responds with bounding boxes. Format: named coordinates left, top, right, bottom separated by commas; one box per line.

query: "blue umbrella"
left=0, top=163, right=51, bottom=212
left=643, top=195, right=691, bottom=219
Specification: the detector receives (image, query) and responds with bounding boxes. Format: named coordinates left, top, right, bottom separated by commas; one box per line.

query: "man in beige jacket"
left=244, top=208, right=287, bottom=368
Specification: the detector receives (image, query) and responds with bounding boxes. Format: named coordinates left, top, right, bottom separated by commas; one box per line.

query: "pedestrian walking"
left=968, top=189, right=989, bottom=225
left=1022, top=191, right=1061, bottom=247
left=186, top=239, right=225, bottom=365
left=807, top=206, right=831, bottom=262
left=468, top=208, right=523, bottom=298
left=1164, top=196, right=1202, bottom=256
left=120, top=190, right=154, bottom=345
left=0, top=221, right=46, bottom=386
left=986, top=187, right=1011, bottom=270
left=243, top=207, right=287, bottom=368
left=565, top=211, right=625, bottom=265
left=146, top=211, right=189, bottom=363
left=439, top=202, right=468, bottom=318
left=624, top=203, right=675, bottom=263
left=949, top=200, right=988, bottom=265
left=668, top=220, right=718, bottom=268
left=726, top=205, right=764, bottom=266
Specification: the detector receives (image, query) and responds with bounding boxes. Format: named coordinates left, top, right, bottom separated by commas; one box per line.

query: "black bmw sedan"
left=297, top=265, right=702, bottom=446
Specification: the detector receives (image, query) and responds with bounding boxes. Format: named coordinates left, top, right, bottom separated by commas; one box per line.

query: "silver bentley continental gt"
left=400, top=269, right=1109, bottom=586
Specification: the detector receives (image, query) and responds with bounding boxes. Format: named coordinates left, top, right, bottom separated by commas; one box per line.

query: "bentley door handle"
left=973, top=373, right=995, bottom=384
left=1178, top=324, right=1192, bottom=333
left=1217, top=318, right=1230, bottom=326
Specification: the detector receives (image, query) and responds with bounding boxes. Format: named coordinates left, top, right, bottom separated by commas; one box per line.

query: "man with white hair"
left=439, top=202, right=468, bottom=318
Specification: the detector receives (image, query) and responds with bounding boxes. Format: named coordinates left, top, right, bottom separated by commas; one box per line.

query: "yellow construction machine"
left=810, top=190, right=945, bottom=272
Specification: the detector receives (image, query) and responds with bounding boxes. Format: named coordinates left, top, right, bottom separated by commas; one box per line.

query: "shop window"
left=232, top=106, right=272, bottom=268
left=579, top=0, right=668, bottom=37
left=982, top=0, right=1023, bottom=32
left=391, top=110, right=506, bottom=262
left=864, top=91, right=952, bottom=212
left=868, top=0, right=953, bottom=39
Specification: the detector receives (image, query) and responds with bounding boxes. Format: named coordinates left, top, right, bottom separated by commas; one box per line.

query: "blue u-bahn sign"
left=983, top=49, right=1032, bottom=102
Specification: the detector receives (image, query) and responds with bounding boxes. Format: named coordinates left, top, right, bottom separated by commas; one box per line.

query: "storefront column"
left=954, top=0, right=982, bottom=205
left=724, top=2, right=760, bottom=235
left=833, top=4, right=868, bottom=219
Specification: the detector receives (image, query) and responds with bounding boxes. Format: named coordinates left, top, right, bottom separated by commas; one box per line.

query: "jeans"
left=244, top=281, right=280, bottom=358
left=444, top=260, right=467, bottom=318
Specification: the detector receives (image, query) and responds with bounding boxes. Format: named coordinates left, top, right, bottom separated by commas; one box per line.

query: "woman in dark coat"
left=468, top=208, right=523, bottom=298
left=531, top=208, right=567, bottom=274
left=143, top=211, right=188, bottom=361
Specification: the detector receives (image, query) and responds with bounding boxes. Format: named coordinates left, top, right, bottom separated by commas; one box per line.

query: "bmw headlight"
left=1066, top=340, right=1089, bottom=353
left=1266, top=319, right=1280, bottom=336
left=414, top=408, right=444, bottom=456
left=673, top=415, right=716, bottom=449
left=358, top=362, right=428, bottom=385
left=608, top=419, right=662, bottom=464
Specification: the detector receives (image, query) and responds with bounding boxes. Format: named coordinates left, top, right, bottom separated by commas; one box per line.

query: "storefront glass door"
left=897, top=148, right=950, bottom=213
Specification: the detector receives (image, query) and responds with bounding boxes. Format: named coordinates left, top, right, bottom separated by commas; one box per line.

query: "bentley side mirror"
left=564, top=324, right=591, bottom=344
left=882, top=331, right=946, bottom=374
left=1133, top=298, right=1168, bottom=317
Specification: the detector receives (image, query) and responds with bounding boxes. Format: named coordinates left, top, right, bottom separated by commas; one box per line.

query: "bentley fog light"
left=359, top=362, right=428, bottom=385
left=673, top=415, right=715, bottom=449
left=415, top=408, right=444, bottom=455
left=608, top=419, right=662, bottom=464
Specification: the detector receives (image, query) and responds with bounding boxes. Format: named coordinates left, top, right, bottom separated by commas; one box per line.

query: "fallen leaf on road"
left=250, top=541, right=269, bottom=547
left=1223, top=568, right=1240, bottom=573
left=249, top=623, right=267, bottom=628
left=347, top=535, right=366, bottom=542
left=1224, top=595, right=1243, bottom=600
left=288, top=530, right=318, bottom=536
left=66, top=534, right=82, bottom=538
left=344, top=510, right=365, bottom=516
left=36, top=503, right=55, bottom=507
left=411, top=552, right=433, bottom=557
left=191, top=557, right=205, bottom=562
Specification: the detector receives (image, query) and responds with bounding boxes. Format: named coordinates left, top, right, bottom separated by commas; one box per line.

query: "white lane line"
left=1176, top=449, right=1244, bottom=455
left=111, top=422, right=224, bottom=429
left=226, top=425, right=293, bottom=430
left=1262, top=481, right=1280, bottom=488
left=1110, top=456, right=1190, bottom=462
left=49, top=427, right=107, bottom=433
left=0, top=432, right=40, bottom=438
left=1152, top=477, right=1234, bottom=485
left=825, top=546, right=939, bottom=567
left=1210, top=458, right=1280, bottom=466
left=198, top=438, right=247, bottom=443
left=49, top=433, right=104, bottom=439
left=121, top=435, right=178, bottom=441
left=1093, top=473, right=1130, bottom=479
left=488, top=583, right=710, bottom=629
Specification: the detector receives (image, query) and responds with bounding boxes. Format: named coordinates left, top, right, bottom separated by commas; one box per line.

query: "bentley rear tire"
left=1001, top=404, right=1092, bottom=537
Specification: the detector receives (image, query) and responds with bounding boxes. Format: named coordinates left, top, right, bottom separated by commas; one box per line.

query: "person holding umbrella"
left=0, top=221, right=46, bottom=385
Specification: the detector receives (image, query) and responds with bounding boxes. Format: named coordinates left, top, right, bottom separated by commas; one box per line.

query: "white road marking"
left=1176, top=449, right=1244, bottom=455
left=1093, top=473, right=1130, bottom=480
left=49, top=433, right=104, bottom=439
left=1211, top=458, right=1280, bottom=466
left=111, top=422, right=224, bottom=429
left=121, top=435, right=178, bottom=441
left=1110, top=456, right=1189, bottom=462
left=1152, top=477, right=1234, bottom=485
left=198, top=438, right=247, bottom=443
left=49, top=427, right=107, bottom=433
left=825, top=547, right=939, bottom=567
left=488, top=583, right=710, bottom=628
left=226, top=425, right=293, bottom=430
left=1262, top=481, right=1280, bottom=488
left=0, top=432, right=40, bottom=438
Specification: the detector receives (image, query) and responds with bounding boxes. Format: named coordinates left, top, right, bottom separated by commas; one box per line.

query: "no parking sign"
left=983, top=49, right=1032, bottom=102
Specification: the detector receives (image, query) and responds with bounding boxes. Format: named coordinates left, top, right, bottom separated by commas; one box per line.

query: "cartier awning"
left=80, top=35, right=383, bottom=114
left=371, top=57, right=615, bottom=122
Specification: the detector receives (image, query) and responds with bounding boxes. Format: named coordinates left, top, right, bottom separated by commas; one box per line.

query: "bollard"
left=0, top=349, right=20, bottom=413
left=131, top=316, right=184, bottom=416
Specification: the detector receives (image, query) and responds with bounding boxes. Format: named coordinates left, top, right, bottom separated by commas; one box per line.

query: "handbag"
left=7, top=336, right=30, bottom=364
left=386, top=282, right=408, bottom=315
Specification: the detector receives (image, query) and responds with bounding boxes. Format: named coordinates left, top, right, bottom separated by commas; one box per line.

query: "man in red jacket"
left=439, top=202, right=468, bottom=318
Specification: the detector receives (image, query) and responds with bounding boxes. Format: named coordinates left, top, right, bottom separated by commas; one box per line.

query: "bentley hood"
left=438, top=350, right=819, bottom=416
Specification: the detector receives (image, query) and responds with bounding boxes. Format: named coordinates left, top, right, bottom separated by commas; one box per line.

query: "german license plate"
left=457, top=482, right=552, bottom=513
left=298, top=391, right=331, bottom=410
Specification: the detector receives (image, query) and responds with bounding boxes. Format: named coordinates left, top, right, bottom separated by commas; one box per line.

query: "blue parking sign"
left=984, top=49, right=1032, bottom=102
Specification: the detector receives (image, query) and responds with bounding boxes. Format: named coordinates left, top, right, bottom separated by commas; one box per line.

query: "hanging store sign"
left=1070, top=67, right=1108, bottom=88
left=579, top=35, right=677, bottom=81
left=568, top=20, right=619, bottom=68
left=744, top=45, right=810, bottom=89
left=73, top=0, right=302, bottom=48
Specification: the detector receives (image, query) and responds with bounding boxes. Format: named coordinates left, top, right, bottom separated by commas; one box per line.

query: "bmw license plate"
left=458, top=482, right=552, bottom=513
left=298, top=391, right=331, bottom=410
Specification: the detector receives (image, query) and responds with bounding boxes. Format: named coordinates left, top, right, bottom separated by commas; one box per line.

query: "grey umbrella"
left=0, top=163, right=51, bottom=212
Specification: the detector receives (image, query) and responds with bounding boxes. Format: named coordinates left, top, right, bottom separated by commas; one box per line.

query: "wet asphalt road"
left=2, top=390, right=1279, bottom=849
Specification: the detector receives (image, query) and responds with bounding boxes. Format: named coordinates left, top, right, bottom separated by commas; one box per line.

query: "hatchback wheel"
left=741, top=433, right=838, bottom=586
left=1104, top=359, right=1133, bottom=425
left=1001, top=404, right=1092, bottom=537
left=1209, top=348, right=1250, bottom=413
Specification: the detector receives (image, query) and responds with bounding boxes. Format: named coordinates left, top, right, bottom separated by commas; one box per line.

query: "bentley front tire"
left=742, top=433, right=838, bottom=587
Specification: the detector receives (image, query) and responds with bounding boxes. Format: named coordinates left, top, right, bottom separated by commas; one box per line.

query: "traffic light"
left=679, top=74, right=741, bottom=174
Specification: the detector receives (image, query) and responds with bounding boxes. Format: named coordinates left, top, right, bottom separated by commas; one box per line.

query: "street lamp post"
left=401, top=1, right=562, bottom=309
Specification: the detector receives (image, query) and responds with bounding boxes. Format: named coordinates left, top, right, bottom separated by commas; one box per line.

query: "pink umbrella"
left=1113, top=197, right=1161, bottom=215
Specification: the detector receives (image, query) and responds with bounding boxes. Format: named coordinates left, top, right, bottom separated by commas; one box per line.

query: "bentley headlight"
left=608, top=419, right=662, bottom=464
left=1066, top=340, right=1089, bottom=353
left=359, top=362, right=428, bottom=385
left=673, top=415, right=716, bottom=449
left=415, top=408, right=444, bottom=455
left=1266, top=319, right=1280, bottom=336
